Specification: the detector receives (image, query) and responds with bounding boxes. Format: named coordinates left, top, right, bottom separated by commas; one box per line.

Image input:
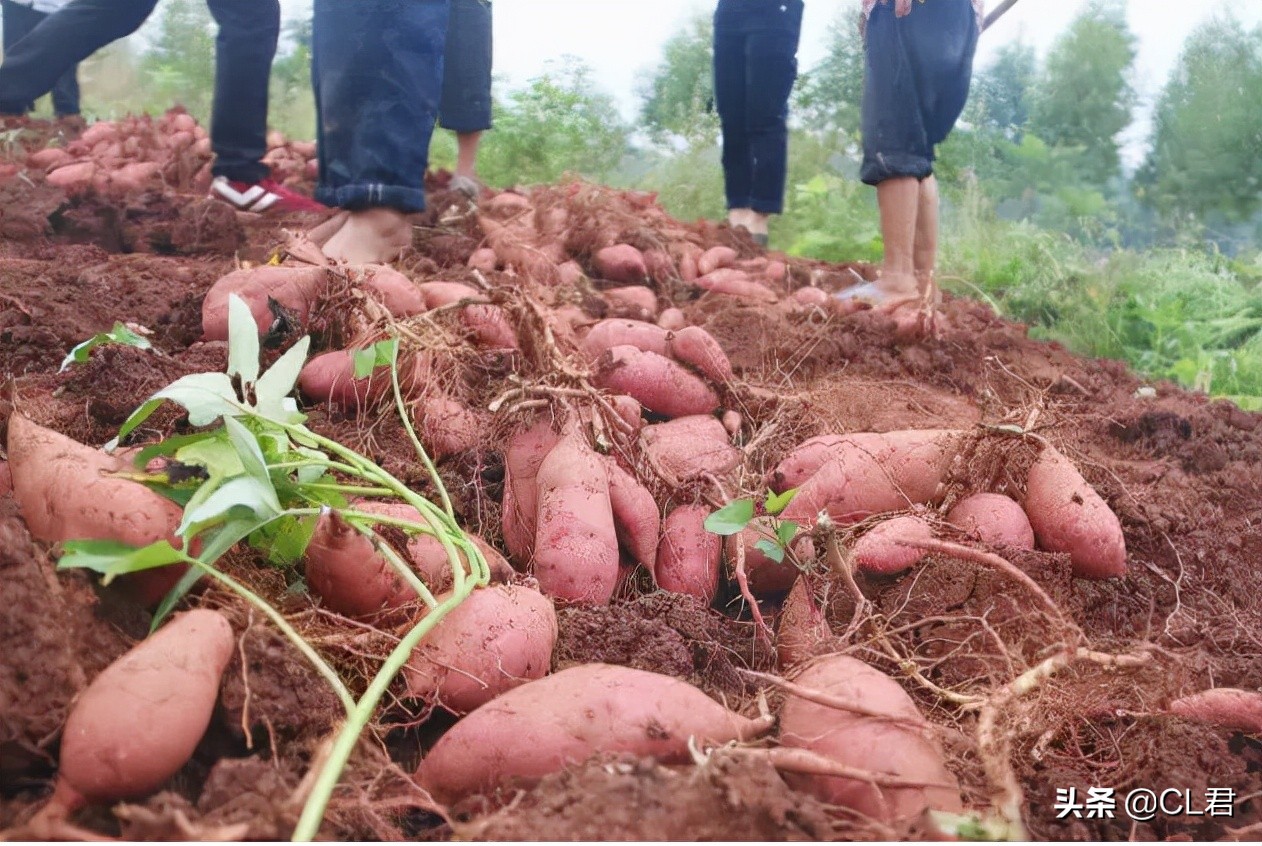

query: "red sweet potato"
left=781, top=430, right=955, bottom=527
left=604, top=457, right=659, bottom=571
left=790, top=286, right=829, bottom=307
left=667, top=325, right=733, bottom=385
left=697, top=245, right=738, bottom=276
left=603, top=285, right=658, bottom=321
left=26, top=147, right=72, bottom=170
left=767, top=435, right=848, bottom=492
left=608, top=394, right=643, bottom=434
left=411, top=394, right=485, bottom=458
left=643, top=248, right=675, bottom=283
left=777, top=575, right=830, bottom=668
left=501, top=419, right=562, bottom=563
left=416, top=282, right=519, bottom=349
left=721, top=409, right=743, bottom=436
left=202, top=265, right=328, bottom=341
left=417, top=280, right=486, bottom=308
left=654, top=504, right=721, bottom=603
left=1022, top=445, right=1127, bottom=579
left=104, top=161, right=161, bottom=193
left=532, top=432, right=619, bottom=603
left=482, top=191, right=533, bottom=217
left=593, top=243, right=648, bottom=284
left=638, top=415, right=741, bottom=482
left=556, top=259, right=585, bottom=286
left=778, top=654, right=962, bottom=827
left=695, top=268, right=780, bottom=303
left=304, top=509, right=414, bottom=618
left=403, top=583, right=558, bottom=714
left=851, top=515, right=934, bottom=576
left=657, top=307, right=687, bottom=332
left=580, top=318, right=670, bottom=362
left=298, top=349, right=385, bottom=408
left=53, top=609, right=234, bottom=809
left=360, top=265, right=427, bottom=317
left=727, top=517, right=808, bottom=595
left=415, top=663, right=773, bottom=803
left=79, top=121, right=118, bottom=147
left=1168, top=688, right=1262, bottom=734
left=593, top=346, right=720, bottom=418
left=7, top=413, right=188, bottom=606
left=946, top=492, right=1035, bottom=550
left=45, top=161, right=97, bottom=192
left=468, top=247, right=499, bottom=273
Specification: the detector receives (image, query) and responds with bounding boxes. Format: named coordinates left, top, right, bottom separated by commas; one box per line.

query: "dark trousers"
left=713, top=0, right=802, bottom=215
left=0, top=0, right=278, bottom=183
left=312, top=0, right=449, bottom=212
left=1, top=0, right=80, bottom=115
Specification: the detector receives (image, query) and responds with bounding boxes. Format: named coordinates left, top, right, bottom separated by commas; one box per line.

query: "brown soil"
left=2, top=115, right=1262, bottom=841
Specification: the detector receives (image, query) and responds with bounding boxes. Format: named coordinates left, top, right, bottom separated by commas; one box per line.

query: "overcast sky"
left=278, top=1, right=1262, bottom=156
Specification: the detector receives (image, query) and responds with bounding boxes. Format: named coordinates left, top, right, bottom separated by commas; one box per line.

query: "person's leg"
left=50, top=63, right=80, bottom=117
left=438, top=0, right=492, bottom=190
left=913, top=174, right=938, bottom=278
left=876, top=176, right=920, bottom=296
left=713, top=0, right=751, bottom=229
left=455, top=130, right=482, bottom=179
left=1, top=0, right=41, bottom=112
left=742, top=0, right=803, bottom=238
left=0, top=0, right=156, bottom=115
left=205, top=0, right=279, bottom=184
left=313, top=0, right=451, bottom=263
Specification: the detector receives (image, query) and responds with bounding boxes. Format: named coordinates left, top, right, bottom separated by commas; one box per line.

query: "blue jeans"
left=0, top=0, right=279, bottom=183
left=713, top=0, right=803, bottom=215
left=1, top=0, right=80, bottom=115
left=860, top=0, right=978, bottom=185
left=438, top=0, right=492, bottom=133
left=313, top=0, right=450, bottom=213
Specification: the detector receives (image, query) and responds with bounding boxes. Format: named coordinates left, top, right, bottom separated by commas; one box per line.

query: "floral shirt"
left=862, top=0, right=985, bottom=29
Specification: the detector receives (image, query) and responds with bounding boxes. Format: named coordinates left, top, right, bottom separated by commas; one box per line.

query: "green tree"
left=140, top=0, right=216, bottom=122
left=1137, top=17, right=1262, bottom=224
left=794, top=4, right=865, bottom=136
left=968, top=40, right=1036, bottom=140
left=1027, top=0, right=1136, bottom=186
left=638, top=13, right=716, bottom=145
left=269, top=16, right=316, bottom=139
left=477, top=57, right=630, bottom=186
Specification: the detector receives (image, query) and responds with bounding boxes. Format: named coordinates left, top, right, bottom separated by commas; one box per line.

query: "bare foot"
left=306, top=210, right=349, bottom=247
left=320, top=208, right=412, bottom=264
left=728, top=207, right=753, bottom=230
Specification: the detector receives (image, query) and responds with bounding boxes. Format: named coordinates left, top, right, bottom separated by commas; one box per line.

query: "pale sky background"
left=279, top=1, right=1262, bottom=161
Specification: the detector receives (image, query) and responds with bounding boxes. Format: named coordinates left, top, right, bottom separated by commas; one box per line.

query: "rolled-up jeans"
left=312, top=0, right=450, bottom=213
left=0, top=0, right=280, bottom=184
left=1, top=0, right=82, bottom=116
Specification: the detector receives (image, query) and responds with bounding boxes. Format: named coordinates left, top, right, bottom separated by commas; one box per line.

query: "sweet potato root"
left=1168, top=688, right=1262, bottom=734
left=778, top=654, right=962, bottom=827
left=501, top=419, right=562, bottom=563
left=777, top=576, right=830, bottom=668
left=415, top=663, right=774, bottom=804
left=580, top=318, right=670, bottom=362
left=697, top=245, right=738, bottom=276
left=360, top=265, right=427, bottom=317
left=695, top=268, right=779, bottom=303
left=604, top=458, right=660, bottom=571
left=851, top=515, right=934, bottom=575
left=304, top=509, right=414, bottom=618
left=654, top=504, right=721, bottom=602
left=603, top=285, right=658, bottom=321
left=638, top=415, right=741, bottom=482
left=657, top=307, right=687, bottom=331
left=202, top=265, right=328, bottom=341
left=1022, top=445, right=1127, bottom=579
left=403, top=583, right=558, bottom=714
left=593, top=346, right=720, bottom=418
left=946, top=492, right=1035, bottom=550
left=53, top=609, right=234, bottom=809
left=411, top=394, right=485, bottom=458
left=666, top=325, right=733, bottom=385
left=593, top=244, right=648, bottom=284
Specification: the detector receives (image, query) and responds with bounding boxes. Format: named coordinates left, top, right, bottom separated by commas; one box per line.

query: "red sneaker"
left=209, top=176, right=326, bottom=213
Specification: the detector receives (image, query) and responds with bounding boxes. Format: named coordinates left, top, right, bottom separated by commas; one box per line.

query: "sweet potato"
left=0, top=459, right=11, bottom=498
left=781, top=430, right=955, bottom=527
left=580, top=318, right=670, bottom=362
left=417, top=280, right=486, bottom=308
left=789, top=286, right=829, bottom=307
left=556, top=259, right=585, bottom=286
left=603, top=285, right=658, bottom=321
left=726, top=517, right=808, bottom=595
left=608, top=394, right=643, bottom=434
left=26, top=147, right=72, bottom=170
left=467, top=247, right=499, bottom=273
left=654, top=504, right=721, bottom=603
left=604, top=457, right=660, bottom=571
left=360, top=265, right=427, bottom=317
left=411, top=394, right=485, bottom=458
left=403, top=583, right=557, bottom=713
left=79, top=121, right=118, bottom=147
left=695, top=268, right=780, bottom=303
left=501, top=419, right=562, bottom=563
left=298, top=349, right=385, bottom=408
left=767, top=435, right=849, bottom=492
left=416, top=282, right=519, bottom=349
left=45, top=161, right=97, bottom=192
left=638, top=415, right=741, bottom=482
left=946, top=492, right=1035, bottom=550
left=778, top=654, right=962, bottom=827
left=667, top=325, right=733, bottom=385
left=777, top=576, right=830, bottom=668
left=304, top=509, right=413, bottom=618
left=482, top=190, right=533, bottom=217
left=657, top=307, right=687, bottom=332
left=1168, top=688, right=1262, bottom=734
left=532, top=432, right=619, bottom=603
left=1022, top=445, right=1126, bottom=579
left=7, top=413, right=188, bottom=606
left=593, top=243, right=648, bottom=284
left=104, top=161, right=161, bottom=193
left=697, top=245, right=738, bottom=276
left=53, top=609, right=233, bottom=809
left=415, top=663, right=773, bottom=803
left=721, top=409, right=743, bottom=436
left=202, top=265, right=328, bottom=341
left=403, top=530, right=515, bottom=593
left=643, top=248, right=675, bottom=283
left=593, top=346, right=720, bottom=418
left=852, top=515, right=934, bottom=575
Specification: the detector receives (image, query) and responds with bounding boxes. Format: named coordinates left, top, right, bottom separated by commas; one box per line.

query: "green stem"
left=178, top=552, right=355, bottom=715
left=290, top=583, right=477, bottom=841
left=389, top=349, right=453, bottom=518
left=300, top=483, right=397, bottom=497
left=365, top=528, right=439, bottom=609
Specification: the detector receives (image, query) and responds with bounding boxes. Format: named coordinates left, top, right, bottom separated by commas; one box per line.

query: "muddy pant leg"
left=714, top=4, right=750, bottom=210
left=742, top=10, right=801, bottom=215
left=49, top=62, right=80, bottom=117
left=0, top=0, right=155, bottom=114
left=205, top=0, right=279, bottom=182
left=438, top=0, right=492, bottom=133
left=312, top=0, right=449, bottom=212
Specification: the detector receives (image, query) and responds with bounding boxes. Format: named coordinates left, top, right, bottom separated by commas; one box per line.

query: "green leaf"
left=250, top=514, right=317, bottom=565
left=155, top=372, right=240, bottom=426
left=180, top=475, right=281, bottom=534
left=255, top=336, right=310, bottom=419
left=198, top=515, right=271, bottom=564
left=226, top=294, right=260, bottom=387
left=776, top=520, right=799, bottom=548
left=133, top=431, right=221, bottom=468
left=110, top=397, right=166, bottom=449
left=176, top=435, right=244, bottom=480
left=57, top=539, right=186, bottom=580
left=60, top=321, right=153, bottom=372
left=754, top=538, right=786, bottom=563
left=764, top=487, right=799, bottom=516
left=352, top=346, right=379, bottom=380
left=704, top=499, right=755, bottom=536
